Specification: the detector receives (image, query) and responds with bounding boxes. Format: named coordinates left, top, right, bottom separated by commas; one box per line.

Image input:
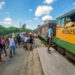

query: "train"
left=37, top=20, right=56, bottom=40
left=37, top=9, right=75, bottom=61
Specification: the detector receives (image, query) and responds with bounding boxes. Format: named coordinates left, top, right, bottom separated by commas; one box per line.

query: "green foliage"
left=22, top=24, right=26, bottom=29
left=0, top=25, right=31, bottom=35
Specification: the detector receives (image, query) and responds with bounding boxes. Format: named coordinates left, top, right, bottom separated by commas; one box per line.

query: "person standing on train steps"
left=47, top=26, right=53, bottom=54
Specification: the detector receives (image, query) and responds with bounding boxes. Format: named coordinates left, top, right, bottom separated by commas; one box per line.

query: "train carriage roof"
left=37, top=20, right=56, bottom=29
left=57, top=9, right=75, bottom=19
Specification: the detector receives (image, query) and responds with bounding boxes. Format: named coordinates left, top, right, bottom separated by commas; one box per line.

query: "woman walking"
left=1, top=36, right=7, bottom=56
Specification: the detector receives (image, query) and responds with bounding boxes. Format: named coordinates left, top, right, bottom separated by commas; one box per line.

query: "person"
left=6, top=35, right=9, bottom=49
left=12, top=33, right=15, bottom=39
left=0, top=36, right=3, bottom=62
left=21, top=34, right=25, bottom=43
left=24, top=35, right=28, bottom=50
left=29, top=35, right=33, bottom=51
left=65, top=18, right=75, bottom=27
left=16, top=34, right=21, bottom=46
left=8, top=34, right=15, bottom=58
left=14, top=37, right=17, bottom=48
left=1, top=36, right=7, bottom=56
left=32, top=32, right=34, bottom=41
left=47, top=26, right=53, bottom=54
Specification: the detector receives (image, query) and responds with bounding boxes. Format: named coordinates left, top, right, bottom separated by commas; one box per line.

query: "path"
left=0, top=46, right=29, bottom=75
left=20, top=39, right=44, bottom=75
left=0, top=39, right=75, bottom=75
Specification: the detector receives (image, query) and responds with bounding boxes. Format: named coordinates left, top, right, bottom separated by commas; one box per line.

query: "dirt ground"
left=0, top=45, right=29, bottom=75
left=0, top=39, right=44, bottom=75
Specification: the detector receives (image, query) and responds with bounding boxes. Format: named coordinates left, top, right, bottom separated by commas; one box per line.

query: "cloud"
left=4, top=18, right=12, bottom=21
left=29, top=9, right=33, bottom=12
left=0, top=1, right=5, bottom=9
left=72, top=2, right=75, bottom=5
left=3, top=17, right=12, bottom=25
left=42, top=15, right=52, bottom=21
left=26, top=25, right=37, bottom=30
left=35, top=5, right=53, bottom=16
left=43, top=0, right=54, bottom=4
left=34, top=17, right=39, bottom=21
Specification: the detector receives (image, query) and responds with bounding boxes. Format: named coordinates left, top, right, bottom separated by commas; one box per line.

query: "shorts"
left=9, top=45, right=15, bottom=51
left=47, top=38, right=52, bottom=45
left=0, top=48, right=2, bottom=54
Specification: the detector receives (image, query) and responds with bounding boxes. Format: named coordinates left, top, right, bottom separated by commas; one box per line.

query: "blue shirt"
left=48, top=28, right=53, bottom=37
left=49, top=28, right=53, bottom=34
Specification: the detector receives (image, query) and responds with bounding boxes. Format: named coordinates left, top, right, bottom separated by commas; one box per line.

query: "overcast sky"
left=0, top=0, right=75, bottom=30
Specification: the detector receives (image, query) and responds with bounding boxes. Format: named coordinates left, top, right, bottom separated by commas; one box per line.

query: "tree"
left=22, top=24, right=26, bottom=29
left=0, top=25, right=31, bottom=36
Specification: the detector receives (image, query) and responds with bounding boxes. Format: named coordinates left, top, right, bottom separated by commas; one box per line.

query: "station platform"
left=37, top=47, right=75, bottom=75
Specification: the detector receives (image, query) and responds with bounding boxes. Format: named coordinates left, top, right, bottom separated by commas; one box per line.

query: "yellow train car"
left=53, top=9, right=75, bottom=61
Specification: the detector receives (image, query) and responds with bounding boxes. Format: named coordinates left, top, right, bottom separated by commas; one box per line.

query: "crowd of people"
left=0, top=32, right=34, bottom=62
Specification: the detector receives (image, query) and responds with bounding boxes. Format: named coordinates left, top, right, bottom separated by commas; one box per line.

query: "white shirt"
left=24, top=37, right=28, bottom=42
left=9, top=38, right=15, bottom=46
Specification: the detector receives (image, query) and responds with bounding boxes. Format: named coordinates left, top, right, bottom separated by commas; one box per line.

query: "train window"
left=57, top=19, right=61, bottom=27
left=61, top=18, right=65, bottom=27
left=65, top=14, right=75, bottom=27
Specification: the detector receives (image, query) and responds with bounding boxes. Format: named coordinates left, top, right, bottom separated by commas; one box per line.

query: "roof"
left=57, top=9, right=75, bottom=19
left=38, top=20, right=56, bottom=29
left=44, top=20, right=56, bottom=23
